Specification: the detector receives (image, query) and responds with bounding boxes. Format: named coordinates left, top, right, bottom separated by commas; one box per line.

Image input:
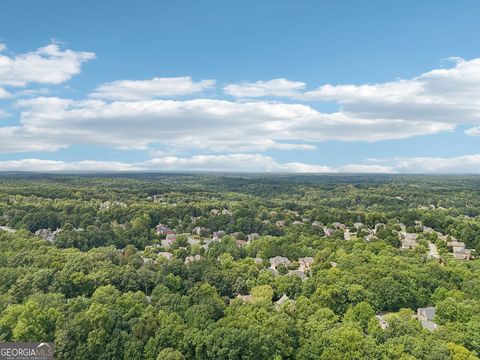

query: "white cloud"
left=465, top=126, right=480, bottom=136
left=4, top=153, right=480, bottom=174
left=338, top=164, right=395, bottom=173
left=0, top=43, right=6, bottom=52
left=1, top=96, right=451, bottom=153
left=224, top=78, right=306, bottom=98
left=90, top=77, right=216, bottom=101
left=0, top=159, right=140, bottom=172
left=302, top=57, right=480, bottom=125
left=390, top=154, right=480, bottom=173
left=0, top=87, right=10, bottom=98
left=0, top=154, right=333, bottom=173
left=0, top=109, right=10, bottom=118
left=0, top=43, right=95, bottom=87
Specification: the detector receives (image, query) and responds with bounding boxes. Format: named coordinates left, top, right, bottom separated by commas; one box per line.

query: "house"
left=35, top=228, right=55, bottom=242
left=141, top=256, right=156, bottom=265
left=275, top=220, right=286, bottom=228
left=188, top=237, right=201, bottom=246
left=399, top=231, right=418, bottom=241
left=417, top=307, right=438, bottom=331
left=312, top=221, right=323, bottom=228
left=158, top=252, right=173, bottom=261
left=292, top=220, right=303, bottom=225
left=261, top=219, right=271, bottom=224
left=222, top=209, right=233, bottom=215
left=184, top=254, right=203, bottom=264
left=275, top=294, right=291, bottom=306
left=269, top=256, right=291, bottom=269
left=236, top=240, right=247, bottom=247
left=353, top=222, right=364, bottom=230
left=230, top=294, right=253, bottom=304
left=156, top=224, right=173, bottom=235
left=100, top=200, right=127, bottom=210
left=332, top=222, right=346, bottom=230
left=166, top=233, right=177, bottom=242
left=323, top=228, right=335, bottom=237
left=254, top=257, right=264, bottom=264
left=247, top=233, right=260, bottom=242
left=401, top=239, right=418, bottom=250
left=375, top=314, right=389, bottom=330
left=213, top=231, right=226, bottom=241
left=288, top=270, right=307, bottom=280
left=210, top=209, right=221, bottom=216
left=365, top=234, right=377, bottom=242
left=329, top=261, right=338, bottom=268
left=298, top=257, right=314, bottom=271
left=192, top=226, right=205, bottom=235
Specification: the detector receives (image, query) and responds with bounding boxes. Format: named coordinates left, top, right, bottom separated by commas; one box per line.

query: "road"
left=428, top=241, right=440, bottom=259
left=0, top=226, right=17, bottom=233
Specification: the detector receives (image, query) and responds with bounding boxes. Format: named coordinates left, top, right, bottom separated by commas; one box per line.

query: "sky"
left=1, top=0, right=480, bottom=173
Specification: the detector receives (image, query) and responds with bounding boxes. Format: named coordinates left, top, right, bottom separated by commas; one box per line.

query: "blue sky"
left=1, top=0, right=480, bottom=172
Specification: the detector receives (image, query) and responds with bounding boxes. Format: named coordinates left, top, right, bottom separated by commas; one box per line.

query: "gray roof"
left=418, top=306, right=435, bottom=321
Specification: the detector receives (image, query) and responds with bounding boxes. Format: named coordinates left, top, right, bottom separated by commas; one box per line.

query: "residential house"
left=288, top=270, right=307, bottom=280
left=236, top=240, right=247, bottom=247
left=353, top=222, right=364, bottom=230
left=365, top=234, right=377, bottom=242
left=269, top=256, right=291, bottom=269
left=332, top=222, right=346, bottom=230
left=35, top=228, right=56, bottom=242
left=156, top=224, right=173, bottom=235
left=188, top=237, right=201, bottom=246
left=230, top=294, right=253, bottom=304
left=192, top=226, right=205, bottom=236
left=275, top=220, right=286, bottom=228
left=275, top=294, right=291, bottom=306
left=417, top=306, right=438, bottom=331
left=184, top=254, right=203, bottom=264
left=247, top=233, right=260, bottom=242
left=323, top=228, right=335, bottom=237
left=158, top=252, right=173, bottom=261
left=298, top=257, right=314, bottom=271
left=375, top=314, right=389, bottom=330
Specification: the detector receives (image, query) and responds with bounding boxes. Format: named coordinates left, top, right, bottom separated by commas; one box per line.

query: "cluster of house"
left=34, top=227, right=85, bottom=243
left=35, top=228, right=62, bottom=242
left=398, top=224, right=472, bottom=260
left=210, top=208, right=233, bottom=216
left=99, top=200, right=127, bottom=210
left=376, top=306, right=438, bottom=332
left=231, top=293, right=292, bottom=307
left=268, top=256, right=314, bottom=280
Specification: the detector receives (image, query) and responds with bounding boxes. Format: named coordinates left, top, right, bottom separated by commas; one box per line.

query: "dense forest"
left=1, top=173, right=480, bottom=359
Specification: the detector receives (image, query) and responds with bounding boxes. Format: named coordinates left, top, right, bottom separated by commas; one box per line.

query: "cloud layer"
left=3, top=153, right=480, bottom=174
left=2, top=41, right=480, bottom=173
